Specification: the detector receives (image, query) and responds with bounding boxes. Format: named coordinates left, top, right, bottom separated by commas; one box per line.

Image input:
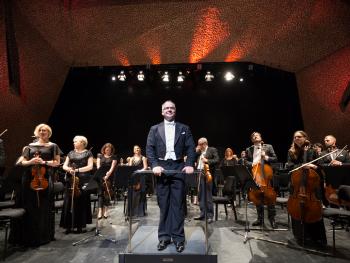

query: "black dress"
left=96, top=154, right=117, bottom=208
left=286, top=148, right=327, bottom=246
left=60, top=150, right=93, bottom=230
left=10, top=142, right=61, bottom=246
left=129, top=156, right=146, bottom=216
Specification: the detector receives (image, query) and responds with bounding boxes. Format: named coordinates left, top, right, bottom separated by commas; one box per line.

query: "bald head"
left=324, top=135, right=336, bottom=148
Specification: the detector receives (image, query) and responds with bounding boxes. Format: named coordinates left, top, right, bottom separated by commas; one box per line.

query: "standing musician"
left=194, top=137, right=219, bottom=224
left=146, top=100, right=196, bottom=253
left=60, top=135, right=93, bottom=234
left=10, top=124, right=61, bottom=246
left=245, top=132, right=278, bottom=228
left=319, top=135, right=350, bottom=166
left=127, top=145, right=148, bottom=217
left=286, top=130, right=327, bottom=246
left=96, top=143, right=117, bottom=219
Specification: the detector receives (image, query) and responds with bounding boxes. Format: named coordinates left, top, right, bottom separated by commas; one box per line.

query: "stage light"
left=111, top=75, right=116, bottom=81
left=239, top=77, right=244, bottom=82
left=117, top=70, right=126, bottom=81
left=137, top=71, right=145, bottom=81
left=177, top=71, right=185, bottom=83
left=224, top=71, right=235, bottom=81
left=162, top=71, right=170, bottom=82
left=204, top=71, right=214, bottom=82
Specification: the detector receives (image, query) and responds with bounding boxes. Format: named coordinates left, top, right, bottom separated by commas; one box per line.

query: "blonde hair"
left=34, top=123, right=52, bottom=138
left=73, top=135, right=88, bottom=148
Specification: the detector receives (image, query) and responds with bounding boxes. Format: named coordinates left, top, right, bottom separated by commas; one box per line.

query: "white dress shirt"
left=252, top=145, right=262, bottom=165
left=164, top=120, right=177, bottom=160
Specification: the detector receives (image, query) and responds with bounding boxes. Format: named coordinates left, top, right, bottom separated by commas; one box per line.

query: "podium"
left=118, top=170, right=217, bottom=263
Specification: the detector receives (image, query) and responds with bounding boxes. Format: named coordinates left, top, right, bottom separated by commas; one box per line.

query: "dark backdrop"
left=48, top=62, right=303, bottom=163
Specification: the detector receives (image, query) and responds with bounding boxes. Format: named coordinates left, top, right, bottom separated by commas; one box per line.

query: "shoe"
left=194, top=216, right=204, bottom=221
left=103, top=216, right=108, bottom=219
left=97, top=216, right=102, bottom=220
left=269, top=219, right=277, bottom=229
left=208, top=218, right=214, bottom=224
left=64, top=229, right=71, bottom=235
left=252, top=219, right=262, bottom=226
left=175, top=241, right=185, bottom=253
left=157, top=240, right=171, bottom=251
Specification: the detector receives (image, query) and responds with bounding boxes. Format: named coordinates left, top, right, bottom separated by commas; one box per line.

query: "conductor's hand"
left=182, top=166, right=194, bottom=174
left=152, top=166, right=164, bottom=176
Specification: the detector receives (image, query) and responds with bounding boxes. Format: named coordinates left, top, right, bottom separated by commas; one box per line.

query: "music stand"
left=72, top=167, right=117, bottom=246
left=323, top=166, right=350, bottom=188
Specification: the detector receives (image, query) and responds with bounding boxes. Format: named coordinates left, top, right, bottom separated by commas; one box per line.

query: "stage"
left=2, top=195, right=350, bottom=263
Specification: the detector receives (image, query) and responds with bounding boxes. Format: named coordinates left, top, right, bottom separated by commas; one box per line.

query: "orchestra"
left=1, top=122, right=350, bottom=252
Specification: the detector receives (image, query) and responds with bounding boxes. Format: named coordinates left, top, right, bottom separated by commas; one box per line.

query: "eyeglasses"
left=294, top=135, right=304, bottom=139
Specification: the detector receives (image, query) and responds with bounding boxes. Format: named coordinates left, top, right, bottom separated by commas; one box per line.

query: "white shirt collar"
left=164, top=120, right=175, bottom=126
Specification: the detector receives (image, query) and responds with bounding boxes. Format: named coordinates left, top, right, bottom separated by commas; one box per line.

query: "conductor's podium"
left=119, top=226, right=217, bottom=263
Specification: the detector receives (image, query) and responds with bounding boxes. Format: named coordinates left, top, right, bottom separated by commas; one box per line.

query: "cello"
left=248, top=143, right=276, bottom=206
left=287, top=141, right=322, bottom=224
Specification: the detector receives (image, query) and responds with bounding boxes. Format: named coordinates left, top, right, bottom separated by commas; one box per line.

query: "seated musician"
left=312, top=142, right=324, bottom=157
left=319, top=135, right=350, bottom=166
left=286, top=130, right=327, bottom=246
left=220, top=147, right=238, bottom=167
left=245, top=132, right=278, bottom=228
left=237, top=150, right=247, bottom=165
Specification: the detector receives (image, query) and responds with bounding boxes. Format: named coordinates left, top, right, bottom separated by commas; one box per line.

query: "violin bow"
left=289, top=145, right=348, bottom=173
left=0, top=129, right=8, bottom=137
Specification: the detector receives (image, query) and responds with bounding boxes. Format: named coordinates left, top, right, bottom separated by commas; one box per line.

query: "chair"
left=212, top=176, right=238, bottom=221
left=323, top=185, right=350, bottom=254
left=0, top=201, right=25, bottom=260
left=53, top=182, right=64, bottom=213
left=274, top=169, right=291, bottom=228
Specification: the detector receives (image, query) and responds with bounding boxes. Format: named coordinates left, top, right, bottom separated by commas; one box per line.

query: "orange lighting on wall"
left=189, top=7, right=230, bottom=63
left=138, top=34, right=161, bottom=65
left=114, top=50, right=130, bottom=66
left=225, top=29, right=256, bottom=62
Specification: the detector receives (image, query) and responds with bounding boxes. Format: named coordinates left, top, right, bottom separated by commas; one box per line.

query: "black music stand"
left=323, top=166, right=350, bottom=188
left=72, top=167, right=117, bottom=246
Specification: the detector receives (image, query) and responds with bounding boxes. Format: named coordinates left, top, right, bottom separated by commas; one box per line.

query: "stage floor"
left=2, top=195, right=350, bottom=263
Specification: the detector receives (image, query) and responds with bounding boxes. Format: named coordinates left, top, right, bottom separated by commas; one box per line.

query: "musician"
left=127, top=145, right=148, bottom=217
left=10, top=124, right=61, bottom=247
left=245, top=132, right=278, bottom=228
left=96, top=143, right=117, bottom=219
left=312, top=142, right=324, bottom=157
left=286, top=130, right=327, bottom=246
left=319, top=135, right=350, bottom=166
left=60, top=135, right=93, bottom=234
left=219, top=147, right=238, bottom=167
left=194, top=137, right=219, bottom=224
left=237, top=150, right=247, bottom=165
left=146, top=100, right=196, bottom=253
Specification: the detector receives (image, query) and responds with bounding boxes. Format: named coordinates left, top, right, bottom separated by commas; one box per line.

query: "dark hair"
left=101, top=143, right=115, bottom=155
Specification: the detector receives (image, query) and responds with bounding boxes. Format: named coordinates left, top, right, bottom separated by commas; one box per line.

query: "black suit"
left=245, top=144, right=277, bottom=222
left=197, top=146, right=219, bottom=219
left=146, top=121, right=195, bottom=243
left=318, top=148, right=350, bottom=166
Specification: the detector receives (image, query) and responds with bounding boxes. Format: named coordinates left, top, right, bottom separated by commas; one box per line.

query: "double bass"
left=248, top=143, right=276, bottom=206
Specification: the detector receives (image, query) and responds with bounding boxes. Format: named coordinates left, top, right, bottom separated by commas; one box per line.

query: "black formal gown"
left=10, top=142, right=61, bottom=247
left=60, top=150, right=93, bottom=230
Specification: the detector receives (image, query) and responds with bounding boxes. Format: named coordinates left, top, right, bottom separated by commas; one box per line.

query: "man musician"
left=319, top=135, right=350, bottom=166
left=245, top=132, right=278, bottom=228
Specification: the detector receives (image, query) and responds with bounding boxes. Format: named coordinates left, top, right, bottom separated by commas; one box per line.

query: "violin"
left=204, top=163, right=212, bottom=183
left=247, top=144, right=276, bottom=206
left=68, top=164, right=80, bottom=198
left=287, top=143, right=322, bottom=223
left=30, top=152, right=48, bottom=191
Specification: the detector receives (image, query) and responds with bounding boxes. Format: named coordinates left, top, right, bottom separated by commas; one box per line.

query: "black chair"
left=0, top=201, right=25, bottom=260
left=323, top=185, right=350, bottom=254
left=274, top=169, right=291, bottom=227
left=53, top=182, right=64, bottom=213
left=212, top=176, right=238, bottom=221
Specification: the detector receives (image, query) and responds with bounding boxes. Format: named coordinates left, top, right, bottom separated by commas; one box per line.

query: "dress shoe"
left=157, top=240, right=171, bottom=251
left=194, top=216, right=204, bottom=221
left=252, top=219, right=263, bottom=226
left=175, top=241, right=185, bottom=253
left=269, top=219, right=277, bottom=229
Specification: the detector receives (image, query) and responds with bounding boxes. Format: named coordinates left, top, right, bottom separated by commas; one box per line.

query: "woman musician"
left=286, top=130, right=327, bottom=246
left=10, top=124, right=61, bottom=247
left=60, top=135, right=93, bottom=234
left=96, top=143, right=117, bottom=219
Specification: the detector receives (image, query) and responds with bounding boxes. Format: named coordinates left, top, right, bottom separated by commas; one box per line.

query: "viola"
left=30, top=152, right=48, bottom=191
left=247, top=145, right=276, bottom=206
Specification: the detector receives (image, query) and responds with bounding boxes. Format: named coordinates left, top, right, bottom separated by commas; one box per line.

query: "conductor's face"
left=162, top=101, right=176, bottom=121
